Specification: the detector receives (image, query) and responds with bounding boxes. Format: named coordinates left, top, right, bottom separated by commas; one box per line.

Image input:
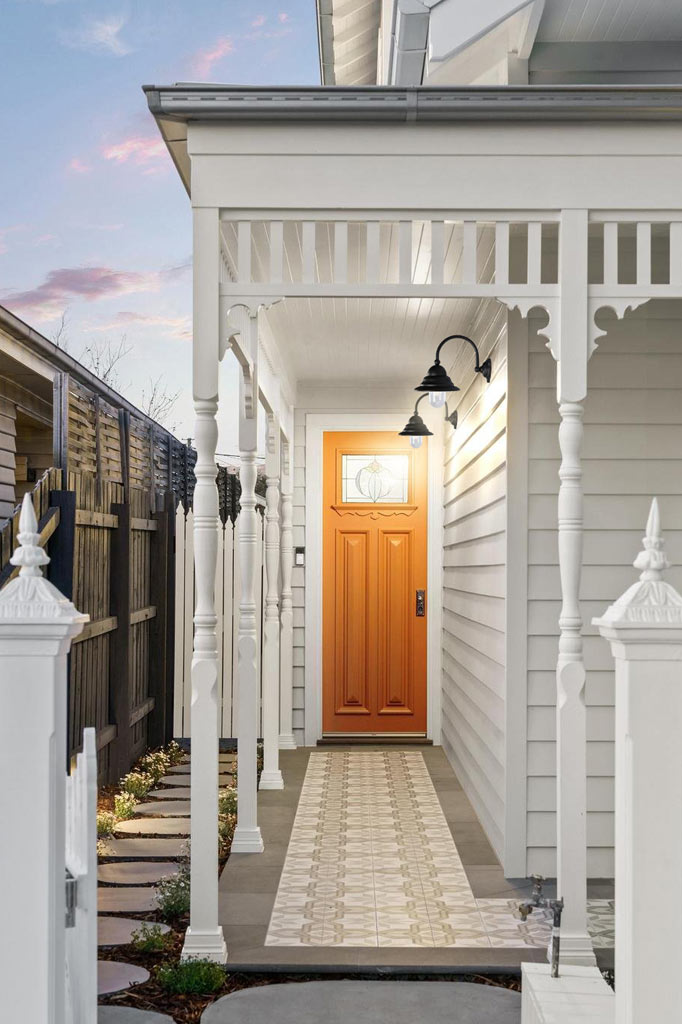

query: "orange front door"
left=323, top=431, right=428, bottom=734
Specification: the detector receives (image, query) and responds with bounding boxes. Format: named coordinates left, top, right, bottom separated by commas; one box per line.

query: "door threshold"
left=318, top=733, right=432, bottom=746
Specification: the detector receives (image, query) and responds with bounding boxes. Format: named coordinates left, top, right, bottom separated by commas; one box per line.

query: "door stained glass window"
left=341, top=454, right=409, bottom=504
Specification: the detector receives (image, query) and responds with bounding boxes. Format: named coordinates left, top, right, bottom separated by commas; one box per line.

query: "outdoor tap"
left=517, top=875, right=565, bottom=978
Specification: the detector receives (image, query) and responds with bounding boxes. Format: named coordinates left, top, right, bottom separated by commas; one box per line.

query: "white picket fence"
left=0, top=494, right=96, bottom=1024
left=65, top=728, right=98, bottom=1024
left=174, top=507, right=265, bottom=739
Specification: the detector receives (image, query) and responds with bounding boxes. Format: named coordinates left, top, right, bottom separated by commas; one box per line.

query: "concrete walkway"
left=202, top=980, right=521, bottom=1024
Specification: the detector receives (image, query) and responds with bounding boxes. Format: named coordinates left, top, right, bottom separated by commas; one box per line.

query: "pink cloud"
left=1, top=264, right=188, bottom=322
left=252, top=14, right=266, bottom=27
left=189, top=36, right=234, bottom=78
left=102, top=135, right=167, bottom=169
left=91, top=311, right=191, bottom=339
left=68, top=157, right=92, bottom=174
left=278, top=12, right=289, bottom=22
left=35, top=234, right=59, bottom=247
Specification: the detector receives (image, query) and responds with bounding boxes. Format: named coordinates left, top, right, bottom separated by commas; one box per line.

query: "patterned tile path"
left=266, top=751, right=614, bottom=949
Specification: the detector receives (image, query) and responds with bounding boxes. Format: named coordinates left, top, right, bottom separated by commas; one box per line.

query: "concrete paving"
left=97, top=961, right=150, bottom=996
left=99, top=1008, right=172, bottom=1023
left=133, top=800, right=192, bottom=816
left=157, top=773, right=234, bottom=787
left=98, top=886, right=158, bottom=913
left=98, top=916, right=170, bottom=947
left=201, top=981, right=521, bottom=1024
left=98, top=837, right=188, bottom=858
left=115, top=817, right=191, bottom=836
left=98, top=861, right=180, bottom=885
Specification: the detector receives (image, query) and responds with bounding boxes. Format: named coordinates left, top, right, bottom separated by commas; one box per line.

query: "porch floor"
left=219, top=747, right=614, bottom=970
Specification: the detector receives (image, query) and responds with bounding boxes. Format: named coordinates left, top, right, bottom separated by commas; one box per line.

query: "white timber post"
left=232, top=304, right=265, bottom=852
left=278, top=436, right=296, bottom=750
left=0, top=494, right=87, bottom=1024
left=260, top=413, right=284, bottom=789
left=183, top=206, right=227, bottom=963
left=594, top=499, right=682, bottom=1024
left=554, top=209, right=595, bottom=966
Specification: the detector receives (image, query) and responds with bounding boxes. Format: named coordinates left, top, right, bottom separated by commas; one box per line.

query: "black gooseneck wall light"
left=400, top=333, right=491, bottom=446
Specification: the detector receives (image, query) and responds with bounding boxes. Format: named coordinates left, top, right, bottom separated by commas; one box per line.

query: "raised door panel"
left=334, top=530, right=371, bottom=716
left=377, top=530, right=413, bottom=716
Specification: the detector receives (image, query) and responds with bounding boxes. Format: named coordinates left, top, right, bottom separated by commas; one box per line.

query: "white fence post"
left=0, top=494, right=87, bottom=1024
left=594, top=498, right=682, bottom=1024
left=65, top=727, right=98, bottom=1024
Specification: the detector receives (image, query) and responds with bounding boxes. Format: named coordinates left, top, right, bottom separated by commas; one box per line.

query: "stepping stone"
left=100, top=1008, right=173, bottom=1023
left=169, top=764, right=191, bottom=774
left=115, top=818, right=191, bottom=836
left=98, top=837, right=188, bottom=859
left=98, top=861, right=180, bottom=885
left=202, top=981, right=521, bottom=1024
left=98, top=916, right=170, bottom=948
left=133, top=800, right=191, bottom=816
left=148, top=786, right=235, bottom=800
left=157, top=773, right=233, bottom=788
left=98, top=886, right=158, bottom=913
left=97, top=961, right=149, bottom=996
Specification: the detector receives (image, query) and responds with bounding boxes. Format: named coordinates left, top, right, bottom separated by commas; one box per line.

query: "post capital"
left=594, top=498, right=682, bottom=643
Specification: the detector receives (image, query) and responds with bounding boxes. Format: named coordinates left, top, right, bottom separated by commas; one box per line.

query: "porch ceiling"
left=264, top=295, right=481, bottom=387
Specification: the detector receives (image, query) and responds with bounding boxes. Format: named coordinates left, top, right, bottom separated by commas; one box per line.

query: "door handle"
left=416, top=589, right=425, bottom=617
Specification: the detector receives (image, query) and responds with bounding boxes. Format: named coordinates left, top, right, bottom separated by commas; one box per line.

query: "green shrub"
left=155, top=958, right=226, bottom=995
left=121, top=771, right=153, bottom=799
left=218, top=813, right=237, bottom=857
left=114, top=792, right=138, bottom=820
left=96, top=811, right=117, bottom=838
left=155, top=865, right=190, bottom=920
left=130, top=922, right=172, bottom=954
left=218, top=787, right=238, bottom=816
left=166, top=740, right=185, bottom=766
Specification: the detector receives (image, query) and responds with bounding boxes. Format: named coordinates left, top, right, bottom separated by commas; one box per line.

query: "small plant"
left=97, top=811, right=117, bottom=838
left=121, top=770, right=153, bottom=799
left=155, top=958, right=226, bottom=995
left=218, top=787, right=238, bottom=816
left=130, top=922, right=172, bottom=954
left=139, top=750, right=172, bottom=785
left=166, top=740, right=185, bottom=766
left=114, top=792, right=138, bottom=820
left=218, top=813, right=237, bottom=857
left=155, top=865, right=190, bottom=920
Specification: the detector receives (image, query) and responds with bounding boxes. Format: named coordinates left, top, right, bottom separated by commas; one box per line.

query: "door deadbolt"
left=416, top=590, right=425, bottom=617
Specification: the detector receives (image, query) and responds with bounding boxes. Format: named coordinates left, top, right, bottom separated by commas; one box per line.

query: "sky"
left=1, top=0, right=319, bottom=454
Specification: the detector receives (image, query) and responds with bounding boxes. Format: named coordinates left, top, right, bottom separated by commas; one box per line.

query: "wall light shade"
left=415, top=360, right=460, bottom=394
left=410, top=436, right=423, bottom=448
left=429, top=391, right=446, bottom=408
left=399, top=409, right=433, bottom=441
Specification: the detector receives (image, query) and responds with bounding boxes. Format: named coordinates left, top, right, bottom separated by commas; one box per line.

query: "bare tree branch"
left=140, top=375, right=181, bottom=429
left=79, top=335, right=132, bottom=390
left=50, top=310, right=70, bottom=351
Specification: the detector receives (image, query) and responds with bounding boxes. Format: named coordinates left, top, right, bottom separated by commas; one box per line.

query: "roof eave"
left=143, top=83, right=682, bottom=123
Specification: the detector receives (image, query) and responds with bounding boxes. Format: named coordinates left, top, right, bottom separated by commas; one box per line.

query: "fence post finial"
left=10, top=494, right=50, bottom=577
left=634, top=496, right=670, bottom=581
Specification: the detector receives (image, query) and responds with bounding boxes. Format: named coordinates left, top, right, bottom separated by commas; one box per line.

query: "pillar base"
left=278, top=733, right=297, bottom=750
left=231, top=825, right=264, bottom=853
left=555, top=932, right=597, bottom=968
left=181, top=926, right=227, bottom=964
left=259, top=769, right=285, bottom=790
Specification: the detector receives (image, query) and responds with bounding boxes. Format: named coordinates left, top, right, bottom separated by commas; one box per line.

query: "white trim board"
left=303, top=412, right=443, bottom=747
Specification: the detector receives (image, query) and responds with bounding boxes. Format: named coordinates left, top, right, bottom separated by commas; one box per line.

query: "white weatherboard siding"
left=441, top=301, right=508, bottom=865
left=527, top=300, right=682, bottom=878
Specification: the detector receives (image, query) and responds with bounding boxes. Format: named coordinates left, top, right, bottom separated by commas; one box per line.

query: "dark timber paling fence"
left=0, top=372, right=196, bottom=782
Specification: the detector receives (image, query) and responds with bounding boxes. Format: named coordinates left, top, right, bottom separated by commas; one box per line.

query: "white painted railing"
left=65, top=728, right=98, bottom=1024
left=0, top=494, right=94, bottom=1024
left=174, top=506, right=265, bottom=739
